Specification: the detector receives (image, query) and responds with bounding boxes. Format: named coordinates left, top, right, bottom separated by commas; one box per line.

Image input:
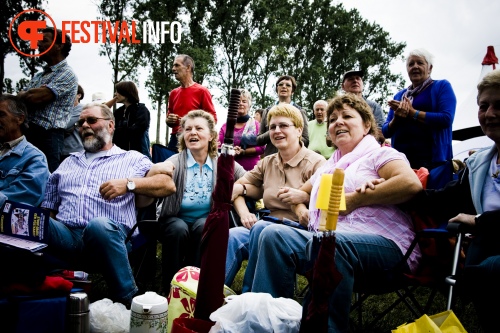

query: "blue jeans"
left=47, top=217, right=137, bottom=303
left=243, top=224, right=407, bottom=333
left=225, top=221, right=272, bottom=286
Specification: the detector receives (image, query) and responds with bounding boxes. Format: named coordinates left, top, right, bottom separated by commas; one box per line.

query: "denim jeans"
left=243, top=224, right=407, bottom=333
left=225, top=221, right=271, bottom=286
left=225, top=226, right=249, bottom=286
left=47, top=217, right=137, bottom=303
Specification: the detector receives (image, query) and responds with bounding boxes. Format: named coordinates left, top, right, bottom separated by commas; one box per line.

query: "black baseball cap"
left=342, top=70, right=364, bottom=82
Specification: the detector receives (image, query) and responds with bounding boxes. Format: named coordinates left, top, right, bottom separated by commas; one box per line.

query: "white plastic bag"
left=208, top=292, right=302, bottom=333
left=89, top=298, right=131, bottom=333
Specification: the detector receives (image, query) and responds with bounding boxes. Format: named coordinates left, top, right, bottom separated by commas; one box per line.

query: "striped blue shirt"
left=25, top=59, right=78, bottom=129
left=42, top=145, right=152, bottom=231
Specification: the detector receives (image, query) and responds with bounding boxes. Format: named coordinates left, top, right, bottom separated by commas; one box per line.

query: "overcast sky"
left=5, top=0, right=500, bottom=144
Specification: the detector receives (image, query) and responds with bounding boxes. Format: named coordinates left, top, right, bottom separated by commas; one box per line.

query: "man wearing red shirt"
left=166, top=54, right=217, bottom=151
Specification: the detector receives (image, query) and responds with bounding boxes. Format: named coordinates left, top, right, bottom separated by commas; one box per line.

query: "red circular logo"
left=9, top=9, right=57, bottom=58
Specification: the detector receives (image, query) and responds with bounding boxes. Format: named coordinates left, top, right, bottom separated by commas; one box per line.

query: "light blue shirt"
left=483, top=152, right=500, bottom=212
left=178, top=150, right=213, bottom=223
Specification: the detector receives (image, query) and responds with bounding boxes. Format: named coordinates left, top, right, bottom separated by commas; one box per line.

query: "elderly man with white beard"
left=41, top=102, right=176, bottom=307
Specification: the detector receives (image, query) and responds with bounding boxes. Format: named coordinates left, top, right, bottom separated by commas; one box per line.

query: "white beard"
left=82, top=127, right=111, bottom=153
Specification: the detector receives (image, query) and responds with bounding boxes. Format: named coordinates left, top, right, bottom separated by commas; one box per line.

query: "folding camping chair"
left=445, top=222, right=474, bottom=311
left=349, top=168, right=457, bottom=331
left=350, top=218, right=455, bottom=331
left=130, top=143, right=178, bottom=285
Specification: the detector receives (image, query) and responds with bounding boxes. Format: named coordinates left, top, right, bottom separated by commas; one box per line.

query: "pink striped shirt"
left=310, top=147, right=421, bottom=272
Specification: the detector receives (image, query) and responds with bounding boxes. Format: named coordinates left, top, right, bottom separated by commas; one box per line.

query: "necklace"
left=493, top=170, right=500, bottom=179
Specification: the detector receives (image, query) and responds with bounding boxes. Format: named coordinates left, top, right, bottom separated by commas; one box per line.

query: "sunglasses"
left=75, top=117, right=111, bottom=127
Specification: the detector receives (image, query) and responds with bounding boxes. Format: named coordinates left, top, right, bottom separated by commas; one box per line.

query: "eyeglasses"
left=277, top=83, right=292, bottom=88
left=269, top=123, right=295, bottom=131
left=75, top=117, right=111, bottom=127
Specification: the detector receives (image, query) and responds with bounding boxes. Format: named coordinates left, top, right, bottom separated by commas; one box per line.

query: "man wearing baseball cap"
left=342, top=70, right=385, bottom=129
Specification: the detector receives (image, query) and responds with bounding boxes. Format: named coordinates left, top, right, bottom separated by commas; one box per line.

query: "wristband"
left=241, top=184, right=247, bottom=196
left=413, top=110, right=420, bottom=120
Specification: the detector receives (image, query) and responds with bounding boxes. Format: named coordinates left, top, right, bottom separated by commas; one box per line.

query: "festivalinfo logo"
left=9, top=9, right=182, bottom=57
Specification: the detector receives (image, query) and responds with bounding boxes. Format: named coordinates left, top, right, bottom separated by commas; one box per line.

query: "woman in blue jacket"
left=382, top=48, right=456, bottom=188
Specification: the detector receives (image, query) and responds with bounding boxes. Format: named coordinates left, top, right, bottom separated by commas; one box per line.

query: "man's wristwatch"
left=241, top=184, right=247, bottom=196
left=475, top=213, right=481, bottom=224
left=127, top=178, right=136, bottom=192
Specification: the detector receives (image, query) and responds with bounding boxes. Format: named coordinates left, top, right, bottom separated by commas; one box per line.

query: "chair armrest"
left=446, top=222, right=474, bottom=234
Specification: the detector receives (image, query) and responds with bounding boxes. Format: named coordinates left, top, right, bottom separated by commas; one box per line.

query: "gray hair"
left=0, top=94, right=28, bottom=128
left=176, top=54, right=195, bottom=75
left=406, top=48, right=434, bottom=68
left=313, top=99, right=328, bottom=110
left=82, top=102, right=115, bottom=122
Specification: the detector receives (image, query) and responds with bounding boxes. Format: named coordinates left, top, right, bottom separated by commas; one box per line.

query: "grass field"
left=88, top=249, right=483, bottom=332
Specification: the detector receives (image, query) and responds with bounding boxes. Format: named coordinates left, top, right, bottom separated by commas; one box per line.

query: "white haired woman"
left=382, top=48, right=457, bottom=189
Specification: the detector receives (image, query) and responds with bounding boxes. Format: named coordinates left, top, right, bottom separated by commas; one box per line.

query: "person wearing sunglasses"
left=257, top=75, right=309, bottom=157
left=225, top=104, right=325, bottom=287
left=41, top=102, right=176, bottom=307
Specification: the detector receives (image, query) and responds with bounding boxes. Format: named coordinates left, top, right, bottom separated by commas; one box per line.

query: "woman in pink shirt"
left=243, top=93, right=423, bottom=333
left=218, top=89, right=265, bottom=171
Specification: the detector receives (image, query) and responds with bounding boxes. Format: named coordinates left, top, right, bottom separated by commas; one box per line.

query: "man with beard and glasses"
left=41, top=103, right=176, bottom=306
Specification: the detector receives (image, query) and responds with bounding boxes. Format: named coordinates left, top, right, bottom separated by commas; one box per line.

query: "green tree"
left=97, top=0, right=148, bottom=102
left=282, top=1, right=406, bottom=115
left=135, top=0, right=182, bottom=143
left=246, top=0, right=293, bottom=109
left=203, top=0, right=405, bottom=116
left=207, top=0, right=253, bottom=104
left=1, top=0, right=46, bottom=93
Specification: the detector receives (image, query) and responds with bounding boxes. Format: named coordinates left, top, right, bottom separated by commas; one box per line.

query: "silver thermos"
left=66, top=292, right=90, bottom=333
